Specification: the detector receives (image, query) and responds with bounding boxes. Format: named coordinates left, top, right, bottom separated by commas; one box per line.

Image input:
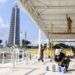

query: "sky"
left=0, top=0, right=47, bottom=45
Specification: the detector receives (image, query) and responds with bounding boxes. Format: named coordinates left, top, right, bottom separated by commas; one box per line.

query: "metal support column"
left=37, top=29, right=41, bottom=59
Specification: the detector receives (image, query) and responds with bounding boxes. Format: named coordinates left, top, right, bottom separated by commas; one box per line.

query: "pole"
left=12, top=46, right=15, bottom=68
left=2, top=52, right=4, bottom=64
left=38, top=29, right=41, bottom=59
left=50, top=24, right=54, bottom=58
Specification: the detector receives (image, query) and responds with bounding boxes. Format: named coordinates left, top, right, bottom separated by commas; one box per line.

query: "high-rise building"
left=15, top=5, right=20, bottom=46
left=8, top=5, right=20, bottom=46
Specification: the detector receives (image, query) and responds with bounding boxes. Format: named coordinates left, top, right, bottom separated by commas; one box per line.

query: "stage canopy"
left=20, top=0, right=75, bottom=39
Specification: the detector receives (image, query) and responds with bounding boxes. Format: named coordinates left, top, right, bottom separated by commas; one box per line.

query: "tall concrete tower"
left=8, top=5, right=20, bottom=46
left=15, top=5, right=20, bottom=46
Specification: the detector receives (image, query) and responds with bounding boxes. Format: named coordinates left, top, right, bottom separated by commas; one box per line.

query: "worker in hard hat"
left=54, top=49, right=65, bottom=63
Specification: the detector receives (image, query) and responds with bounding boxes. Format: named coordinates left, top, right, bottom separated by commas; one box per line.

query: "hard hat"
left=55, top=49, right=61, bottom=55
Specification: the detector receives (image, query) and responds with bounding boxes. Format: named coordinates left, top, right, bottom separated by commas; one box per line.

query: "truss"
left=20, top=0, right=75, bottom=39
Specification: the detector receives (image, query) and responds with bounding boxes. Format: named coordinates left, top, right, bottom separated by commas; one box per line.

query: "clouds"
left=0, top=17, right=5, bottom=28
left=0, top=0, right=9, bottom=42
left=0, top=0, right=8, bottom=7
left=0, top=17, right=9, bottom=28
left=0, top=0, right=7, bottom=3
left=0, top=16, right=9, bottom=42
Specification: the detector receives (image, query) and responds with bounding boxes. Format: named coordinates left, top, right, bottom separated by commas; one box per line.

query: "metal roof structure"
left=20, top=0, right=75, bottom=39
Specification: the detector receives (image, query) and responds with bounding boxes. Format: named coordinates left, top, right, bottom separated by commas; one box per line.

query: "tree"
left=53, top=43, right=69, bottom=49
left=0, top=40, right=2, bottom=44
left=22, top=39, right=31, bottom=47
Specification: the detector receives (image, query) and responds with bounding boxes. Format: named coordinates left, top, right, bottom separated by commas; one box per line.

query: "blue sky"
left=0, top=0, right=47, bottom=45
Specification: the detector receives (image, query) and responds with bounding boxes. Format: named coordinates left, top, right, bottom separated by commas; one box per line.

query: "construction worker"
left=38, top=44, right=47, bottom=62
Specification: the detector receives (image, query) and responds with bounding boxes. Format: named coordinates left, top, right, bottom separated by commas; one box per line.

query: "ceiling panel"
left=20, top=0, right=75, bottom=39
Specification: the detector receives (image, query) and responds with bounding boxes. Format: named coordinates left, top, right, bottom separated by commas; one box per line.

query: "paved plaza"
left=0, top=58, right=75, bottom=75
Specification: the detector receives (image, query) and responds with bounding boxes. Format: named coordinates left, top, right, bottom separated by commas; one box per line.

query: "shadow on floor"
left=65, top=69, right=75, bottom=74
left=68, top=69, right=75, bottom=72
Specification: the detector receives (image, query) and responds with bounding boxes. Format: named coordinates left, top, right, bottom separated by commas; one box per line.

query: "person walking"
left=38, top=44, right=46, bottom=62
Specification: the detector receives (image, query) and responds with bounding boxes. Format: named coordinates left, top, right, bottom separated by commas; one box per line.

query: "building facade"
left=8, top=5, right=20, bottom=46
